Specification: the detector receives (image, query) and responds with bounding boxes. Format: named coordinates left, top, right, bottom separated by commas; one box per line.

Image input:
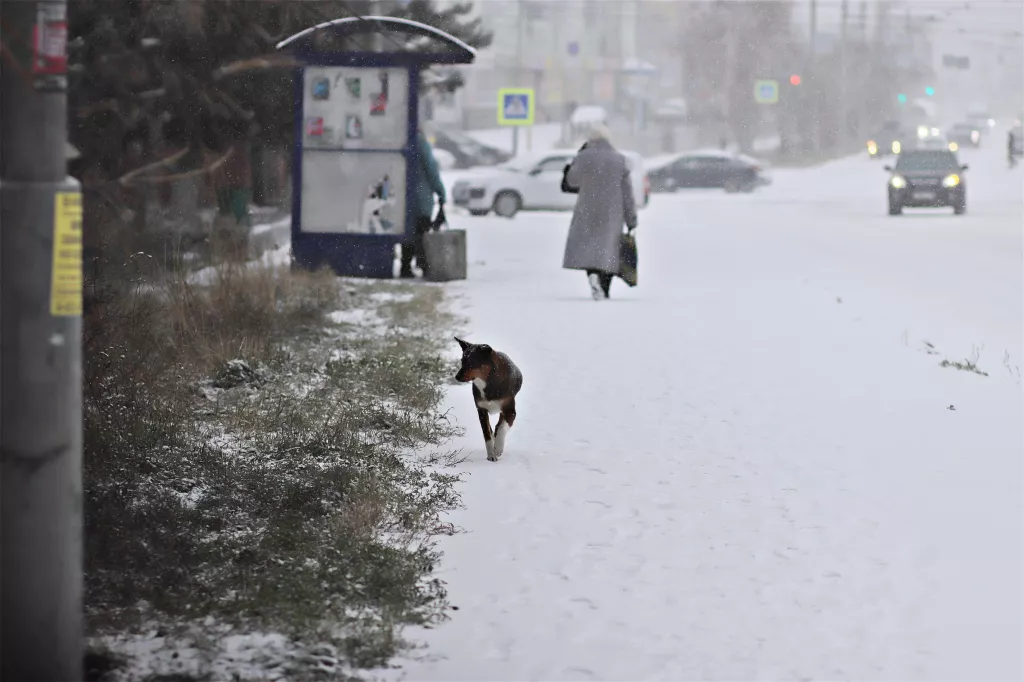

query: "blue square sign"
left=497, top=88, right=535, bottom=126
left=754, top=79, right=779, bottom=104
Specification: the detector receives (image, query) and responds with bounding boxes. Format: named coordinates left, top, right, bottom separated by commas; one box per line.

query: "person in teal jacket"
left=401, top=129, right=447, bottom=278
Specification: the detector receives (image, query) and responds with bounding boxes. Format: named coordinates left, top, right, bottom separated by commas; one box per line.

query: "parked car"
left=428, top=129, right=512, bottom=169
left=646, top=150, right=770, bottom=193
left=966, top=110, right=995, bottom=134
left=451, top=148, right=648, bottom=219
left=946, top=122, right=982, bottom=148
left=432, top=148, right=457, bottom=170
left=884, top=148, right=967, bottom=215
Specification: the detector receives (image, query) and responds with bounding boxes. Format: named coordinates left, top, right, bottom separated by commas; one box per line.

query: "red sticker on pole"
left=32, top=3, right=68, bottom=76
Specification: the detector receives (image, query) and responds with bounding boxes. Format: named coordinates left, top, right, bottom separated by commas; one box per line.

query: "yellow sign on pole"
left=50, top=192, right=83, bottom=317
left=497, top=87, right=535, bottom=126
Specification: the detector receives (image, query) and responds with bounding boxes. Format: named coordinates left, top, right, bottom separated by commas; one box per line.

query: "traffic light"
left=789, top=74, right=801, bottom=86
left=897, top=93, right=907, bottom=104
left=925, top=86, right=935, bottom=96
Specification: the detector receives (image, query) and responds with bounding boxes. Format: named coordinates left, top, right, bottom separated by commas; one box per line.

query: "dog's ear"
left=454, top=336, right=471, bottom=351
left=477, top=344, right=493, bottom=355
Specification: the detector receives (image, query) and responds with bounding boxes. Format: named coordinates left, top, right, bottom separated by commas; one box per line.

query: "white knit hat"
left=587, top=122, right=612, bottom=142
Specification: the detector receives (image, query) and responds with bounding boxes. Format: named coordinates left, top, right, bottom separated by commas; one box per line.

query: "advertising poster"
left=302, top=67, right=408, bottom=150
left=300, top=151, right=407, bottom=236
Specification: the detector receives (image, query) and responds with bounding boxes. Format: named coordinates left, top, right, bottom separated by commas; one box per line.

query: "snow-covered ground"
left=381, top=139, right=1024, bottom=680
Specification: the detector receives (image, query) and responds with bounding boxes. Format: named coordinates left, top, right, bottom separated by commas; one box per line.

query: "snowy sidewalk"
left=384, top=151, right=1023, bottom=681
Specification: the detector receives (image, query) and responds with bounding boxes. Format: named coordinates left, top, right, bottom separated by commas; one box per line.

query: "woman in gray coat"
left=562, top=124, right=638, bottom=300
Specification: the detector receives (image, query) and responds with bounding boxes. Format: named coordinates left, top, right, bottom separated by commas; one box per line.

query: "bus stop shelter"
left=277, top=17, right=475, bottom=278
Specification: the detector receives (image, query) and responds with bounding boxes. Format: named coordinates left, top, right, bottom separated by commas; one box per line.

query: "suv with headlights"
left=885, top=149, right=967, bottom=215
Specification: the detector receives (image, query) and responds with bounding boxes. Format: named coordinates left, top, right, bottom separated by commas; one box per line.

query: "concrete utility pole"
left=723, top=3, right=738, bottom=148
left=838, top=0, right=849, bottom=150
left=513, top=0, right=524, bottom=156
left=0, top=0, right=84, bottom=680
left=808, top=0, right=819, bottom=154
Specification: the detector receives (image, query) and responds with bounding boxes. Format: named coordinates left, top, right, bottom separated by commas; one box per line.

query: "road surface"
left=385, top=142, right=1024, bottom=681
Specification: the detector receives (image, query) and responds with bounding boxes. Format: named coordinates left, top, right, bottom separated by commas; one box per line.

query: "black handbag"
left=561, top=164, right=579, bottom=194
left=618, top=230, right=638, bottom=287
left=430, top=203, right=447, bottom=231
left=560, top=141, right=588, bottom=194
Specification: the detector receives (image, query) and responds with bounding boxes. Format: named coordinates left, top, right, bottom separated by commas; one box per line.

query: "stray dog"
left=454, top=337, right=523, bottom=461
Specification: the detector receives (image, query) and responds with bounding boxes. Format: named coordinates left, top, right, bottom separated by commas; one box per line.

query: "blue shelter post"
left=277, top=17, right=475, bottom=278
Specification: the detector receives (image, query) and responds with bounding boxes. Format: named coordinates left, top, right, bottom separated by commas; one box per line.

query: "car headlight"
left=931, top=127, right=940, bottom=137
left=948, top=142, right=959, bottom=152
left=942, top=174, right=960, bottom=188
left=867, top=140, right=878, bottom=154
left=890, top=175, right=907, bottom=189
left=892, top=141, right=901, bottom=154
left=971, top=131, right=980, bottom=143
left=917, top=126, right=928, bottom=139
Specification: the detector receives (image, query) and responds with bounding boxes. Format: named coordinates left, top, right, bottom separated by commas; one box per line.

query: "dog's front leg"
left=493, top=401, right=516, bottom=460
left=477, top=408, right=496, bottom=461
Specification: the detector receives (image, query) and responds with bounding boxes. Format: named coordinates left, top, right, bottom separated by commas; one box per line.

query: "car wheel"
left=469, top=209, right=490, bottom=217
left=953, top=198, right=966, bottom=215
left=888, top=202, right=903, bottom=216
left=493, top=191, right=521, bottom=218
left=723, top=178, right=741, bottom=193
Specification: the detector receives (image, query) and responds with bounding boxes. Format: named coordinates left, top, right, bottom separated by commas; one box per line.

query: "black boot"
left=399, top=243, right=415, bottom=278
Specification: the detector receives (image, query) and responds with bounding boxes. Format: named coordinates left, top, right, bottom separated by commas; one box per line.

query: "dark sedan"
left=947, top=123, right=982, bottom=148
left=885, top=149, right=967, bottom=215
left=867, top=120, right=906, bottom=158
left=429, top=129, right=512, bottom=169
left=647, top=151, right=770, bottom=193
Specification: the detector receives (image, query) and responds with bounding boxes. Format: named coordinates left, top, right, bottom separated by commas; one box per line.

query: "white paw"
left=485, top=440, right=496, bottom=461
left=492, top=423, right=508, bottom=461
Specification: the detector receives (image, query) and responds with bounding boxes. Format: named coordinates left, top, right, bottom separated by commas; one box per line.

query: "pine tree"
left=386, top=0, right=492, bottom=53
left=69, top=0, right=492, bottom=182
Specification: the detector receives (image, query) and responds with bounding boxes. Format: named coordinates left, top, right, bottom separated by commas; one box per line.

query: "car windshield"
left=882, top=121, right=901, bottom=131
left=442, top=131, right=486, bottom=154
left=497, top=155, right=545, bottom=172
left=953, top=124, right=975, bottom=130
left=895, top=151, right=960, bottom=172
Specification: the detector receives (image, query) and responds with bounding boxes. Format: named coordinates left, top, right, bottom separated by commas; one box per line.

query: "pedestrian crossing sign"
left=497, top=88, right=535, bottom=126
left=754, top=79, right=779, bottom=104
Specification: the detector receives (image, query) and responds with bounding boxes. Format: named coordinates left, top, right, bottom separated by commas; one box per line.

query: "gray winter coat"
left=562, top=138, right=638, bottom=274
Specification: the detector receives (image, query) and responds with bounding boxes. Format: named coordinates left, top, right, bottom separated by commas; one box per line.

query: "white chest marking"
left=476, top=399, right=503, bottom=414
left=472, top=377, right=502, bottom=413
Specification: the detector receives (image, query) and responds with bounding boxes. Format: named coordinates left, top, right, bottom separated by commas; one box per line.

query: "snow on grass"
left=329, top=307, right=383, bottom=327
left=88, top=274, right=465, bottom=680
left=252, top=214, right=291, bottom=236
left=190, top=240, right=292, bottom=286
left=95, top=624, right=342, bottom=682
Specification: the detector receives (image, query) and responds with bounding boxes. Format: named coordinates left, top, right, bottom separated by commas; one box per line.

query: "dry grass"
left=84, top=253, right=465, bottom=680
